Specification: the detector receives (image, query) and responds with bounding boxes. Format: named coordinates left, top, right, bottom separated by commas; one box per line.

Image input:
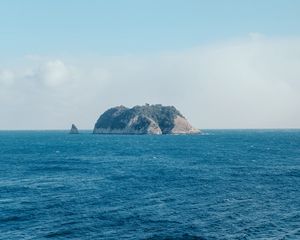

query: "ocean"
left=0, top=130, right=299, bottom=239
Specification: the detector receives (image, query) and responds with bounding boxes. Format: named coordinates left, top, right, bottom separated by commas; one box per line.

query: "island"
left=93, top=104, right=200, bottom=135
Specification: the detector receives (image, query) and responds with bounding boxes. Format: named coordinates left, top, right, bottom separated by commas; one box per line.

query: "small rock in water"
left=70, top=124, right=79, bottom=134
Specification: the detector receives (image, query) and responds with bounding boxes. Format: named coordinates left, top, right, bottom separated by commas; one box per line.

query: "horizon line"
left=0, top=128, right=299, bottom=131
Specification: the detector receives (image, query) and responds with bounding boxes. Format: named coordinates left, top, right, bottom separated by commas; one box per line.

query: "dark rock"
left=69, top=124, right=79, bottom=134
left=93, top=104, right=200, bottom=135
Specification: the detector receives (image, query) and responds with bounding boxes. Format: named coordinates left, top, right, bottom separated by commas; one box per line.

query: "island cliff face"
left=93, top=104, right=200, bottom=135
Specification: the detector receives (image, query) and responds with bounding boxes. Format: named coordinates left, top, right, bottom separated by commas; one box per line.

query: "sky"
left=0, top=0, right=300, bottom=129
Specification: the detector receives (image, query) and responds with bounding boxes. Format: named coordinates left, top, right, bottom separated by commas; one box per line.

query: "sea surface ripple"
left=0, top=130, right=299, bottom=239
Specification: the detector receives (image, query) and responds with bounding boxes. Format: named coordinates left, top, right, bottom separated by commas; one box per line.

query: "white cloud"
left=38, top=60, right=72, bottom=87
left=0, top=69, right=15, bottom=86
left=0, top=34, right=300, bottom=129
left=248, top=32, right=265, bottom=41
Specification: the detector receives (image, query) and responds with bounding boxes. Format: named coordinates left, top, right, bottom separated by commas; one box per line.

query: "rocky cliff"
left=93, top=104, right=200, bottom=135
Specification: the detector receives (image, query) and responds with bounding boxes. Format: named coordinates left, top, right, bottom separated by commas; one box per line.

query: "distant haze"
left=1, top=35, right=300, bottom=129
left=0, top=1, right=300, bottom=129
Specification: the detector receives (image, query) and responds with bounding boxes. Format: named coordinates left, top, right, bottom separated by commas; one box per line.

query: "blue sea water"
left=0, top=130, right=299, bottom=240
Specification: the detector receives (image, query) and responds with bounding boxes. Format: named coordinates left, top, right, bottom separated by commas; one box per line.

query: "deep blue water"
left=0, top=130, right=299, bottom=240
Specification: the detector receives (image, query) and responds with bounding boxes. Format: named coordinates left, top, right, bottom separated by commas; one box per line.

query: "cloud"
left=38, top=60, right=71, bottom=87
left=0, top=69, right=15, bottom=86
left=248, top=32, right=265, bottom=41
left=0, top=34, right=300, bottom=129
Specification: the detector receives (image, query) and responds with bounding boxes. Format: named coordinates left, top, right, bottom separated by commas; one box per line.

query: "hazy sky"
left=1, top=0, right=300, bottom=129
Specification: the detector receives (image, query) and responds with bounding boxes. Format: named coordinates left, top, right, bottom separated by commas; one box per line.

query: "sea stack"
left=70, top=124, right=79, bottom=134
left=93, top=104, right=200, bottom=135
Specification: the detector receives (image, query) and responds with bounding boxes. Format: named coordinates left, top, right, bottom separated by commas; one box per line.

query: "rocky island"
left=93, top=104, right=200, bottom=135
